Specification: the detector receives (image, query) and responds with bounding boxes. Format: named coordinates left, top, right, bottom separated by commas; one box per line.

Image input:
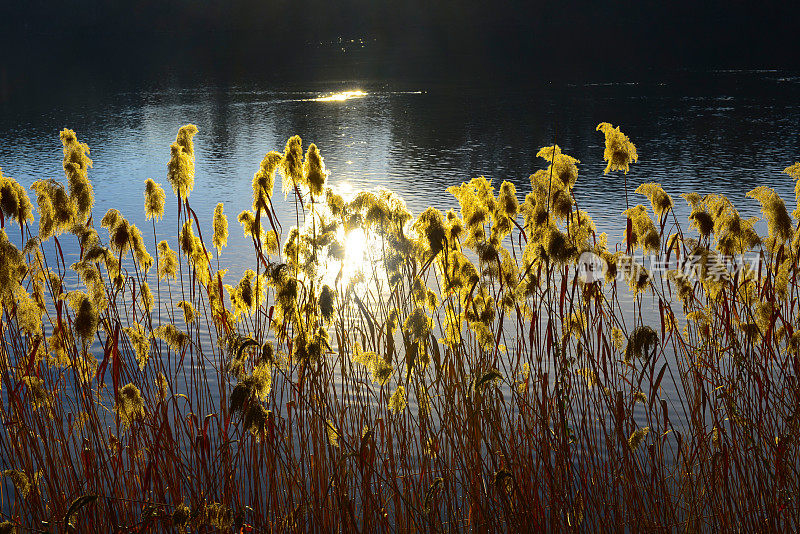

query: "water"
left=1, top=71, right=798, bottom=387
left=3, top=70, right=798, bottom=363
left=2, top=72, right=799, bottom=267
left=2, top=70, right=798, bottom=371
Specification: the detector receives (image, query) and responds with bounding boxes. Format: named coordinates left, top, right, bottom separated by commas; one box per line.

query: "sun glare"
left=336, top=181, right=355, bottom=201
left=312, top=90, right=367, bottom=102
left=319, top=225, right=385, bottom=290
left=343, top=228, right=367, bottom=277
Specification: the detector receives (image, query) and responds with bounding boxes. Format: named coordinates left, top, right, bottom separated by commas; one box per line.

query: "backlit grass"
left=0, top=124, right=798, bottom=531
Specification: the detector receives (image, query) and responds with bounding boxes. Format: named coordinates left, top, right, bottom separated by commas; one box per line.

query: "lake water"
left=2, top=70, right=799, bottom=275
left=2, top=69, right=799, bottom=378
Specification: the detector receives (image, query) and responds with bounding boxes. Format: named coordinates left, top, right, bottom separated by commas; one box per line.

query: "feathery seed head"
left=628, top=427, right=650, bottom=450
left=124, top=322, right=151, bottom=370
left=596, top=122, right=638, bottom=174
left=415, top=207, right=446, bottom=255
left=281, top=135, right=304, bottom=196
left=388, top=385, right=407, bottom=413
left=167, top=125, right=198, bottom=199
left=179, top=219, right=196, bottom=256
left=319, top=284, right=335, bottom=321
left=0, top=169, right=34, bottom=227
left=635, top=182, right=673, bottom=220
left=116, top=383, right=145, bottom=429
left=144, top=179, right=165, bottom=221
left=537, top=145, right=580, bottom=188
left=59, top=129, right=94, bottom=220
left=157, top=240, right=177, bottom=280
left=253, top=151, right=282, bottom=210
left=212, top=203, right=228, bottom=253
left=177, top=301, right=196, bottom=324
left=175, top=124, right=198, bottom=157
left=3, top=469, right=31, bottom=499
left=67, top=291, right=99, bottom=345
left=303, top=143, right=329, bottom=196
left=625, top=326, right=658, bottom=362
left=154, top=324, right=189, bottom=353
left=747, top=186, right=792, bottom=249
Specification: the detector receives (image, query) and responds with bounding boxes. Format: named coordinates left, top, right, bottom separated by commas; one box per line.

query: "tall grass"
left=0, top=124, right=798, bottom=532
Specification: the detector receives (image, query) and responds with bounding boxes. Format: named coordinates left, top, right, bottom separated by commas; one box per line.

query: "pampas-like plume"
left=115, top=383, right=145, bottom=428
left=154, top=324, right=189, bottom=353
left=179, top=219, right=196, bottom=257
left=144, top=179, right=166, bottom=221
left=352, top=343, right=393, bottom=385
left=747, top=186, right=793, bottom=250
left=13, top=285, right=43, bottom=335
left=59, top=129, right=94, bottom=220
left=303, top=143, right=329, bottom=197
left=536, top=145, right=580, bottom=188
left=623, top=205, right=660, bottom=254
left=705, top=194, right=761, bottom=255
left=157, top=240, right=177, bottom=280
left=167, top=125, right=198, bottom=199
left=624, top=325, right=658, bottom=362
left=635, top=183, right=673, bottom=220
left=319, top=284, right=335, bottom=322
left=388, top=385, right=407, bottom=413
left=130, top=224, right=153, bottom=272
left=140, top=281, right=153, bottom=313
left=281, top=135, right=305, bottom=197
left=628, top=427, right=650, bottom=450
left=22, top=376, right=54, bottom=415
left=177, top=301, right=196, bottom=324
left=414, top=207, right=447, bottom=256
left=253, top=151, right=282, bottom=211
left=124, top=322, right=151, bottom=370
left=0, top=168, right=34, bottom=227
left=67, top=291, right=99, bottom=345
left=3, top=469, right=32, bottom=498
left=237, top=209, right=267, bottom=242
left=596, top=123, right=638, bottom=174
left=496, top=180, right=519, bottom=218
left=31, top=179, right=75, bottom=239
left=212, top=203, right=228, bottom=253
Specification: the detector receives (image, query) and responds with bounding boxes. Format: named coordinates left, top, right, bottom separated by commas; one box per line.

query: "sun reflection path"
left=318, top=222, right=387, bottom=292
left=321, top=226, right=380, bottom=288
left=311, top=90, right=367, bottom=102
left=342, top=228, right=367, bottom=280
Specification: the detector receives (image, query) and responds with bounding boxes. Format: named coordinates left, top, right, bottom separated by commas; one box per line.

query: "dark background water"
left=1, top=70, right=799, bottom=277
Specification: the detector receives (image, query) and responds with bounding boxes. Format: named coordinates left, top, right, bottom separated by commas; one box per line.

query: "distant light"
left=312, top=90, right=367, bottom=102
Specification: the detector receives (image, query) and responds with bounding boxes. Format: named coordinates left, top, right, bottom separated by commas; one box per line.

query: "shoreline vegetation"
left=1, top=123, right=799, bottom=531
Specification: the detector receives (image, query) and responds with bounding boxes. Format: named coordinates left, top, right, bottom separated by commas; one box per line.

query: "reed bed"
left=0, top=123, right=798, bottom=532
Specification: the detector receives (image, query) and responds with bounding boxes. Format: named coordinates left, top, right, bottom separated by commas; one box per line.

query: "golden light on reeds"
left=2, top=123, right=800, bottom=531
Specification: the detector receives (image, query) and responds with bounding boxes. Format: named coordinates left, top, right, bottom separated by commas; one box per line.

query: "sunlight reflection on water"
left=309, top=89, right=367, bottom=102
